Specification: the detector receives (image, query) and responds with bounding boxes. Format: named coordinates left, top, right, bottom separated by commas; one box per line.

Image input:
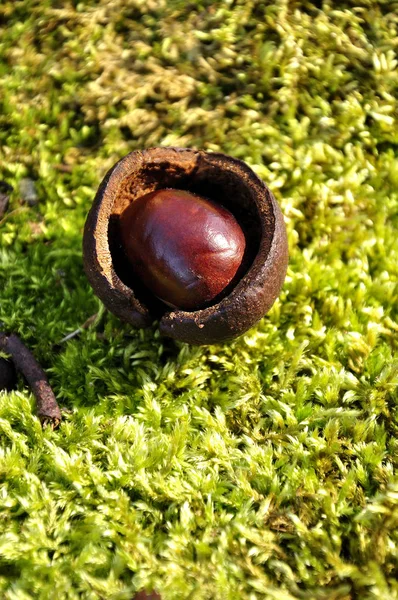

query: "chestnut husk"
left=83, top=147, right=288, bottom=345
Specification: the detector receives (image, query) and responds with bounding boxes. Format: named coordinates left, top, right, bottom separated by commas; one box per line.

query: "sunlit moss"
left=0, top=1, right=397, bottom=599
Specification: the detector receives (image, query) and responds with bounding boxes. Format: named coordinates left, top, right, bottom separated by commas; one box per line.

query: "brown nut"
left=118, top=188, right=247, bottom=311
left=83, top=147, right=288, bottom=345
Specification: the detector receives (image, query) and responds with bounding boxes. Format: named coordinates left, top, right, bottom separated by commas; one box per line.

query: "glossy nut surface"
left=119, top=189, right=246, bottom=311
left=83, top=147, right=288, bottom=345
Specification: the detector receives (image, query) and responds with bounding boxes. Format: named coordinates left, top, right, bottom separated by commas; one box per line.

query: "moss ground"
left=0, top=1, right=398, bottom=598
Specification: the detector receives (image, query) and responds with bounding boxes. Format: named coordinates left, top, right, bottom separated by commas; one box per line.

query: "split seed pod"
left=83, top=147, right=288, bottom=345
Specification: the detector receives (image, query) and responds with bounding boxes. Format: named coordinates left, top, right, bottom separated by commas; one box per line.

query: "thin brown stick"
left=0, top=357, right=17, bottom=391
left=0, top=333, right=61, bottom=427
left=57, top=312, right=98, bottom=345
left=53, top=164, right=73, bottom=173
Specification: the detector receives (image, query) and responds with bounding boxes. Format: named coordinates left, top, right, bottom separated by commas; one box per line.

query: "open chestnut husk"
left=83, top=147, right=288, bottom=345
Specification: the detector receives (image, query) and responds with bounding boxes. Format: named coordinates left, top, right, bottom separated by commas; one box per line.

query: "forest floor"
left=0, top=1, right=397, bottom=599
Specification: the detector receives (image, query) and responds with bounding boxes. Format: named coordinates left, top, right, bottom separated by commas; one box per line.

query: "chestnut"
left=83, top=147, right=288, bottom=345
left=119, top=188, right=246, bottom=311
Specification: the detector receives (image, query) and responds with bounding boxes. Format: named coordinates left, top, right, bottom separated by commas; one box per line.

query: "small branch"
left=0, top=333, right=61, bottom=428
left=57, top=312, right=99, bottom=344
left=57, top=328, right=83, bottom=345
left=0, top=357, right=17, bottom=391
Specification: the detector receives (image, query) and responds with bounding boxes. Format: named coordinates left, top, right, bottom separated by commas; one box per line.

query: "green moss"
left=0, top=1, right=397, bottom=598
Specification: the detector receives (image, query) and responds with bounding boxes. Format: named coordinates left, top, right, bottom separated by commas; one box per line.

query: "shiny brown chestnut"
left=83, top=147, right=288, bottom=345
left=119, top=188, right=246, bottom=311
